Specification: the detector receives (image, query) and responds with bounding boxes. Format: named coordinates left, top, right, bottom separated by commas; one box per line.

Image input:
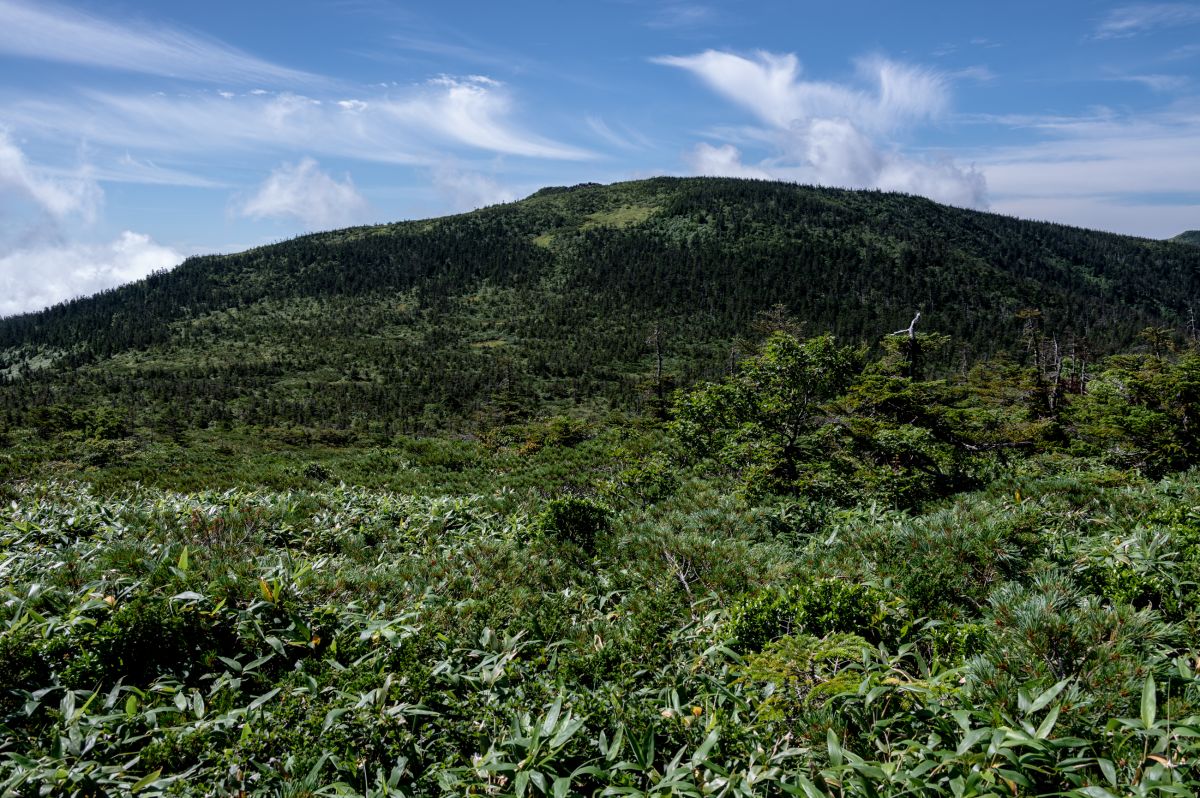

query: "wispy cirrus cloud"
left=657, top=50, right=987, bottom=208
left=4, top=77, right=594, bottom=168
left=0, top=129, right=101, bottom=221
left=655, top=50, right=947, bottom=131
left=1165, top=42, right=1200, bottom=59
left=96, top=154, right=229, bottom=188
left=0, top=0, right=318, bottom=85
left=1093, top=3, right=1200, bottom=39
left=388, top=33, right=540, bottom=74
left=645, top=3, right=717, bottom=30
left=238, top=157, right=371, bottom=230
left=395, top=76, right=593, bottom=159
left=1112, top=73, right=1190, bottom=92
left=586, top=116, right=654, bottom=151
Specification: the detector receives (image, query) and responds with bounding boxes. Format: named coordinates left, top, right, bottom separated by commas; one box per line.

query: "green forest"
left=3, top=178, right=1200, bottom=796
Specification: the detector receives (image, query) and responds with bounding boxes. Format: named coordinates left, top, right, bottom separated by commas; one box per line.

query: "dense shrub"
left=967, top=575, right=1178, bottom=730
left=533, top=496, right=610, bottom=553
left=726, top=578, right=906, bottom=651
left=81, top=599, right=239, bottom=686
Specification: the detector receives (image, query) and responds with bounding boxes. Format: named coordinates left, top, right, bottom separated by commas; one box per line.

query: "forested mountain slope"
left=6, top=183, right=1200, bottom=796
left=1, top=177, right=1198, bottom=436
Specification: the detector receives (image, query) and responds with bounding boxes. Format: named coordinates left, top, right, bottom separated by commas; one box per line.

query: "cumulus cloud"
left=239, top=157, right=371, bottom=230
left=685, top=143, right=772, bottom=179
left=0, top=130, right=102, bottom=220
left=0, top=0, right=315, bottom=84
left=0, top=231, right=181, bottom=317
left=659, top=50, right=986, bottom=208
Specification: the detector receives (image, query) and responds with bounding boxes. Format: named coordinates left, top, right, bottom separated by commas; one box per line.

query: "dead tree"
left=647, top=323, right=663, bottom=398
left=891, top=311, right=922, bottom=379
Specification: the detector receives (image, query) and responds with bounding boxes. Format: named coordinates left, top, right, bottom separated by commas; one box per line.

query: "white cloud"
left=585, top=116, right=653, bottom=151
left=948, top=66, right=997, bottom=82
left=1165, top=42, right=1200, bottom=59
left=967, top=108, right=1200, bottom=237
left=388, top=76, right=593, bottom=159
left=0, top=130, right=101, bottom=220
left=100, top=154, right=226, bottom=188
left=0, top=0, right=315, bottom=84
left=431, top=164, right=519, bottom=212
left=655, top=50, right=946, bottom=132
left=646, top=3, right=717, bottom=29
left=1094, top=3, right=1200, bottom=39
left=685, top=143, right=772, bottom=179
left=977, top=114, right=1200, bottom=197
left=4, top=79, right=593, bottom=168
left=658, top=50, right=986, bottom=208
left=1113, top=74, right=1190, bottom=92
left=989, top=196, right=1200, bottom=240
left=876, top=153, right=988, bottom=210
left=239, top=157, right=371, bottom=230
left=0, top=231, right=181, bottom=317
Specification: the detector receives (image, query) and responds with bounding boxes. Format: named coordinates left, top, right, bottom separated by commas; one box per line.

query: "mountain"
left=1173, top=230, right=1200, bottom=246
left=2, top=177, right=1198, bottom=438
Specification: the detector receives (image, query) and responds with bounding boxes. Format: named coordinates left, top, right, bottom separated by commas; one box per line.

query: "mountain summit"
left=2, top=177, right=1198, bottom=436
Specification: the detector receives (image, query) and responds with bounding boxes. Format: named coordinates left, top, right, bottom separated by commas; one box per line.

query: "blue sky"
left=2, top=0, right=1200, bottom=315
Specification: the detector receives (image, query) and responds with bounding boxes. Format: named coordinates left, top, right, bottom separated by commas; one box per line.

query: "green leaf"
left=1028, top=678, right=1071, bottom=714
left=782, top=774, right=827, bottom=798
left=542, top=696, right=562, bottom=735
left=604, top=726, right=624, bottom=763
left=322, top=707, right=349, bottom=733
left=1035, top=704, right=1060, bottom=739
left=176, top=546, right=189, bottom=573
left=956, top=728, right=989, bottom=755
left=826, top=729, right=843, bottom=767
left=130, top=769, right=163, bottom=793
left=691, top=727, right=719, bottom=766
left=1074, top=787, right=1117, bottom=798
left=248, top=687, right=280, bottom=712
left=550, top=718, right=583, bottom=749
left=1142, top=675, right=1157, bottom=729
left=191, top=691, right=204, bottom=719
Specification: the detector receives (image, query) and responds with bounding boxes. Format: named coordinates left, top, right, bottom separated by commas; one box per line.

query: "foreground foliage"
left=2, top=461, right=1200, bottom=796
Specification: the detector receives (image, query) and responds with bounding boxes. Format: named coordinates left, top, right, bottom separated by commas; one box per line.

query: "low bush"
left=533, top=496, right=610, bottom=553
